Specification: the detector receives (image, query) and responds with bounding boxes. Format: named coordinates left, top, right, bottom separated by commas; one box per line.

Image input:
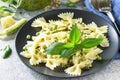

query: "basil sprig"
left=69, top=24, right=81, bottom=44
left=44, top=42, right=65, bottom=55
left=44, top=24, right=103, bottom=58
left=75, top=38, right=103, bottom=50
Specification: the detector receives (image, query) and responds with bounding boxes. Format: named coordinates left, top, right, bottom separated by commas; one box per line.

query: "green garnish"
left=44, top=42, right=65, bottom=55
left=64, top=2, right=76, bottom=7
left=47, top=32, right=50, bottom=35
left=97, top=56, right=102, bottom=61
left=44, top=24, right=103, bottom=58
left=0, top=45, right=12, bottom=59
left=75, top=38, right=103, bottom=50
left=69, top=24, right=81, bottom=44
left=36, top=32, right=40, bottom=36
left=35, top=49, right=40, bottom=54
left=54, top=29, right=59, bottom=33
left=26, top=34, right=31, bottom=39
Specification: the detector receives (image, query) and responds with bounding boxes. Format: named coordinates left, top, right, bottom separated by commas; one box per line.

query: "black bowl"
left=15, top=9, right=119, bottom=78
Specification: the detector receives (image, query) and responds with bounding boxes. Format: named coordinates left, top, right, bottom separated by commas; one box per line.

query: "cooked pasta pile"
left=20, top=12, right=109, bottom=76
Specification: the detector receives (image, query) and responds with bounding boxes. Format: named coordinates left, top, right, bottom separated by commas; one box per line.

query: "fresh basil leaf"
left=63, top=43, right=74, bottom=48
left=44, top=42, right=65, bottom=55
left=69, top=24, right=81, bottom=44
left=79, top=38, right=103, bottom=48
left=74, top=44, right=84, bottom=50
left=60, top=48, right=75, bottom=58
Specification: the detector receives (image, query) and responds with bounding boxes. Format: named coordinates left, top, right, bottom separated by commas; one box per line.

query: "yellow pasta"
left=65, top=64, right=82, bottom=76
left=31, top=17, right=47, bottom=27
left=20, top=12, right=109, bottom=76
left=58, top=12, right=74, bottom=20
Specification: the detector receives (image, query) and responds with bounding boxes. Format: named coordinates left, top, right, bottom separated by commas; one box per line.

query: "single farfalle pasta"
left=58, top=12, right=74, bottom=20
left=20, top=12, right=109, bottom=76
left=31, top=17, right=47, bottom=27
left=65, top=64, right=82, bottom=76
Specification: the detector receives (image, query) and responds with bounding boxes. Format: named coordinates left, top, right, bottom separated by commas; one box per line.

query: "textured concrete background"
left=0, top=1, right=120, bottom=80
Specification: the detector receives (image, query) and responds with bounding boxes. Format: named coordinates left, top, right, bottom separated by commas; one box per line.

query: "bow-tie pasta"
left=20, top=12, right=109, bottom=76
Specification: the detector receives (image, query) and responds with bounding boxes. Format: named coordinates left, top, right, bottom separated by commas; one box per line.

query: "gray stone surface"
left=0, top=1, right=120, bottom=80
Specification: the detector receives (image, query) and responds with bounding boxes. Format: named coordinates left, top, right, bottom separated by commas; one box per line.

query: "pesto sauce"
left=19, top=0, right=52, bottom=10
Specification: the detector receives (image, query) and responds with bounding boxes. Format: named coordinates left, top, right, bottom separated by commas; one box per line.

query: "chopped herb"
left=47, top=32, right=50, bottom=35
left=63, top=43, right=74, bottom=48
left=82, top=49, right=89, bottom=55
left=35, top=49, right=40, bottom=54
left=54, top=29, right=59, bottom=33
left=64, top=2, right=76, bottom=7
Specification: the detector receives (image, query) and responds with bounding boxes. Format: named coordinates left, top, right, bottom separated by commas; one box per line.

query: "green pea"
left=47, top=32, right=50, bottom=35
left=36, top=32, right=40, bottom=36
left=26, top=34, right=31, bottom=39
left=97, top=56, right=102, bottom=61
left=54, top=30, right=59, bottom=33
left=23, top=46, right=27, bottom=50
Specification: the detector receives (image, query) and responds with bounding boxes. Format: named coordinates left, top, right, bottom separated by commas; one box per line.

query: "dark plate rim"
left=15, top=9, right=119, bottom=78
